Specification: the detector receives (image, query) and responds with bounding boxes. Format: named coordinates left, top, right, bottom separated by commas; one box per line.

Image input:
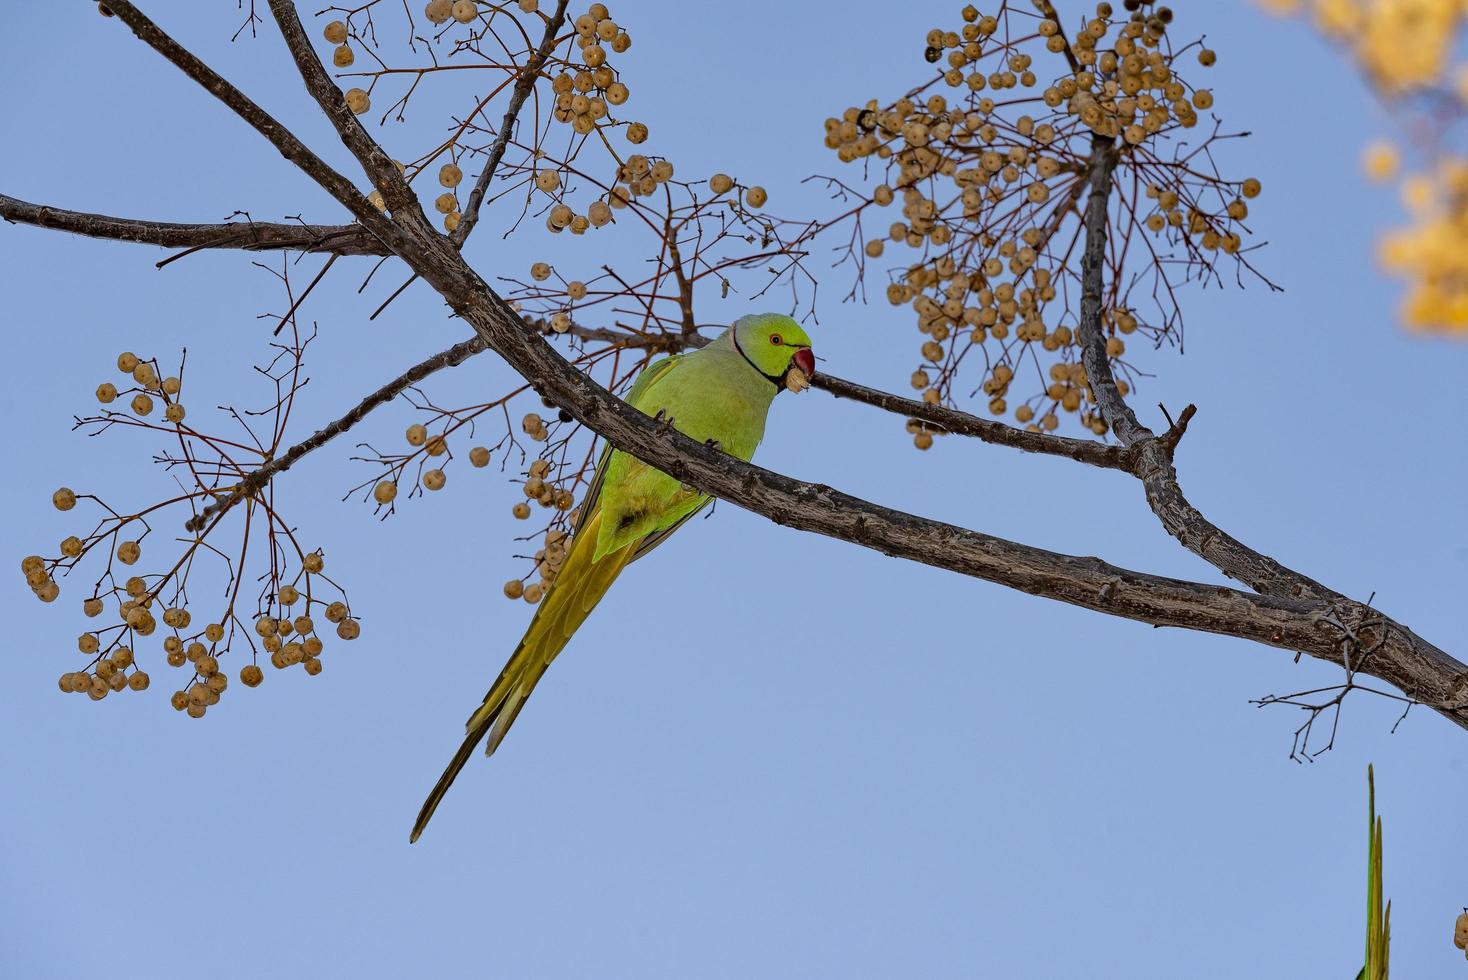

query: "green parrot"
left=410, top=312, right=815, bottom=841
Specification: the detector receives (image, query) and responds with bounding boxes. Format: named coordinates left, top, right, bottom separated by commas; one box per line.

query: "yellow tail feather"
left=410, top=511, right=635, bottom=842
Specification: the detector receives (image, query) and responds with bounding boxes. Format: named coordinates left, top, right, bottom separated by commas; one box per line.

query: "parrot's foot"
left=653, top=409, right=677, bottom=432
left=703, top=438, right=722, bottom=452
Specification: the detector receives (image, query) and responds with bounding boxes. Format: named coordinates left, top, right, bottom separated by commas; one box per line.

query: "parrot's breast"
left=593, top=345, right=777, bottom=559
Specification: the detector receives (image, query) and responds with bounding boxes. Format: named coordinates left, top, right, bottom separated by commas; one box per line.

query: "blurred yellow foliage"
left=1265, top=0, right=1468, bottom=333
left=1269, top=0, right=1468, bottom=91
left=1379, top=163, right=1468, bottom=332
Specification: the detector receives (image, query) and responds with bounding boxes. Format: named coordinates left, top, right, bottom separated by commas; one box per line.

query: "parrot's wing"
left=628, top=497, right=711, bottom=563
left=569, top=352, right=684, bottom=544
left=568, top=446, right=610, bottom=543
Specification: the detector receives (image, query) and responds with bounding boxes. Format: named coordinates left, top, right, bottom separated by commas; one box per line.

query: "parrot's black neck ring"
left=729, top=328, right=784, bottom=390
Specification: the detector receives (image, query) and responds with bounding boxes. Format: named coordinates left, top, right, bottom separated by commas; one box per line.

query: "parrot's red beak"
left=792, top=347, right=815, bottom=377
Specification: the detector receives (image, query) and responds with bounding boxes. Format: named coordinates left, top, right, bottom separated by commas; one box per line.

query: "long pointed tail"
left=410, top=513, right=633, bottom=842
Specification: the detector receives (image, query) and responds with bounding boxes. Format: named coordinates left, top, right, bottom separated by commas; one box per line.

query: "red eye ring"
left=770, top=333, right=783, bottom=345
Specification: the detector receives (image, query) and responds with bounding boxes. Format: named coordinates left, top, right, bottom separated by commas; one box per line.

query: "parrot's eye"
left=769, top=333, right=783, bottom=346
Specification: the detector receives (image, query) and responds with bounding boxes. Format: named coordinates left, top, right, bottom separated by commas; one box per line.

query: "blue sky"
left=2, top=3, right=1466, bottom=977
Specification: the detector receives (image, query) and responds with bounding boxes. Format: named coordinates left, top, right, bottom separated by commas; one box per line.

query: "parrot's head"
left=732, top=313, right=815, bottom=392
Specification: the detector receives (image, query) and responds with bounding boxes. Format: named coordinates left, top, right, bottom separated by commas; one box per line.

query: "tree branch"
left=183, top=335, right=487, bottom=531
left=64, top=3, right=1468, bottom=738
left=813, top=373, right=1133, bottom=471
left=267, top=0, right=422, bottom=220
left=0, top=193, right=388, bottom=257
left=100, top=1, right=404, bottom=250
left=450, top=0, right=570, bottom=247
left=400, top=226, right=1468, bottom=729
left=1076, top=135, right=1336, bottom=602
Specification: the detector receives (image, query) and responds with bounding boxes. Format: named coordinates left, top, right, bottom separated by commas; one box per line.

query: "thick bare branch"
left=397, top=228, right=1468, bottom=728
left=451, top=0, right=570, bottom=246
left=1076, top=135, right=1335, bottom=602
left=0, top=193, right=387, bottom=256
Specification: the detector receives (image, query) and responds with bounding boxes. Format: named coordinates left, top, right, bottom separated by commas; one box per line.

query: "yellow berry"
left=469, top=446, right=491, bottom=467
left=344, top=88, right=370, bottom=114
left=323, top=20, right=348, bottom=43
left=117, top=540, right=141, bottom=565
left=423, top=468, right=447, bottom=491
left=117, top=351, right=139, bottom=373
left=451, top=0, right=477, bottom=23
left=333, top=44, right=354, bottom=67
left=96, top=382, right=117, bottom=404
left=240, top=664, right=264, bottom=687
left=745, top=186, right=768, bottom=208
left=503, top=579, right=524, bottom=599
left=53, top=487, right=77, bottom=511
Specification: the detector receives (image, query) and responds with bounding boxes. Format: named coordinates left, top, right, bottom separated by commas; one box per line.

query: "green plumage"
left=410, top=314, right=813, bottom=841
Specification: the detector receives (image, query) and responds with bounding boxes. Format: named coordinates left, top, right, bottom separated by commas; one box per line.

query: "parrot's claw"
left=703, top=438, right=722, bottom=452
left=654, top=410, right=677, bottom=432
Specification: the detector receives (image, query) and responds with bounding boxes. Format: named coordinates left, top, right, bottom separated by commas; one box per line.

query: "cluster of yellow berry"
left=26, top=509, right=358, bottom=716
left=326, top=8, right=372, bottom=118
left=100, top=350, right=187, bottom=423
left=503, top=525, right=571, bottom=604
left=825, top=1, right=1259, bottom=444
left=26, top=349, right=364, bottom=715
left=1378, top=161, right=1468, bottom=332
left=513, top=456, right=577, bottom=517
left=371, top=419, right=498, bottom=504
left=549, top=3, right=635, bottom=139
